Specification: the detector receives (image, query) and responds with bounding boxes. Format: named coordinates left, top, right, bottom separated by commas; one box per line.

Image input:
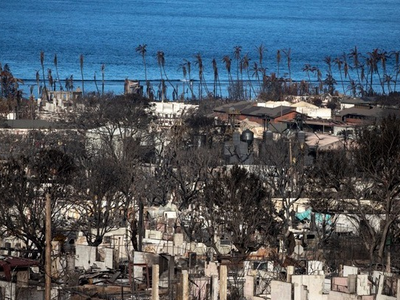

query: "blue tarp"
left=295, top=209, right=332, bottom=225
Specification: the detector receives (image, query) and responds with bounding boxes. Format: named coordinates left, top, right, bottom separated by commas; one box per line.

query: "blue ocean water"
left=1, top=0, right=399, bottom=97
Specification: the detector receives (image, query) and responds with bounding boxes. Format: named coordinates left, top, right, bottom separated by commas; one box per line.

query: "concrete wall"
left=376, top=275, right=398, bottom=300
left=0, top=281, right=15, bottom=299
left=292, top=275, right=328, bottom=300
left=357, top=275, right=370, bottom=296
left=328, top=291, right=359, bottom=300
left=343, top=266, right=358, bottom=277
left=271, top=280, right=292, bottom=300
left=0, top=281, right=58, bottom=300
left=243, top=275, right=255, bottom=299
left=16, top=287, right=48, bottom=300
left=308, top=260, right=324, bottom=275
left=75, top=244, right=114, bottom=270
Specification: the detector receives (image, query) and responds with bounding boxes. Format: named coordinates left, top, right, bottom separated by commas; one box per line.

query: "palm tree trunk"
left=101, top=64, right=105, bottom=96
left=54, top=54, right=63, bottom=91
left=80, top=54, right=85, bottom=95
left=40, top=51, right=49, bottom=101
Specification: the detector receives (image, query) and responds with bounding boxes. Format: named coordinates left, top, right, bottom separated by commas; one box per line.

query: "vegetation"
left=1, top=46, right=398, bottom=114
left=1, top=46, right=400, bottom=286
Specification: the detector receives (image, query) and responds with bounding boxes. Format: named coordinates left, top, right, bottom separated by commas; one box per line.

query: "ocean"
left=1, top=0, right=399, bottom=98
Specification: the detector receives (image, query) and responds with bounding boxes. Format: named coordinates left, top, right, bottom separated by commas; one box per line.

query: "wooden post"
left=168, top=255, right=175, bottom=300
left=182, top=270, right=189, bottom=300
left=45, top=193, right=52, bottom=300
left=152, top=264, right=159, bottom=300
left=287, top=265, right=295, bottom=282
left=211, top=275, right=219, bottom=300
left=219, top=265, right=227, bottom=300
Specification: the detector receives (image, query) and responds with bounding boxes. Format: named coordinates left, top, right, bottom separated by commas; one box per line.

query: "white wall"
left=328, top=291, right=359, bottom=300
left=292, top=275, right=328, bottom=300
left=271, top=280, right=292, bottom=300
left=75, top=244, right=114, bottom=271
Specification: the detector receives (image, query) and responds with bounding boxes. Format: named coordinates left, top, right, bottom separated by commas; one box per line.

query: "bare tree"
left=308, top=115, right=400, bottom=269
left=73, top=150, right=128, bottom=247
left=351, top=115, right=400, bottom=266
left=70, top=93, right=156, bottom=249
left=182, top=165, right=279, bottom=257
left=256, top=133, right=307, bottom=236
left=0, top=146, right=75, bottom=261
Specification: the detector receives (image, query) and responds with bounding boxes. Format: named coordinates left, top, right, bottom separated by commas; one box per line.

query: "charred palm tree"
left=156, top=51, right=177, bottom=100
left=40, top=51, right=49, bottom=101
left=36, top=70, right=40, bottom=99
left=183, top=59, right=195, bottom=99
left=349, top=46, right=361, bottom=85
left=242, top=54, right=256, bottom=98
left=309, top=66, right=318, bottom=94
left=393, top=51, right=400, bottom=92
left=360, top=63, right=367, bottom=95
left=384, top=74, right=393, bottom=94
left=367, top=48, right=385, bottom=95
left=282, top=48, right=292, bottom=86
left=80, top=54, right=85, bottom=95
left=179, top=62, right=187, bottom=99
left=101, top=64, right=105, bottom=96
left=380, top=50, right=389, bottom=94
left=303, top=64, right=312, bottom=85
left=251, top=62, right=262, bottom=92
left=334, top=57, right=345, bottom=94
left=233, top=45, right=242, bottom=81
left=94, top=72, right=100, bottom=94
left=53, top=54, right=63, bottom=91
left=324, top=56, right=333, bottom=77
left=342, top=52, right=351, bottom=85
left=253, top=46, right=264, bottom=94
left=347, top=79, right=357, bottom=97
left=324, top=74, right=337, bottom=95
left=69, top=75, right=74, bottom=92
left=157, top=51, right=166, bottom=101
left=315, top=68, right=323, bottom=94
left=0, top=63, right=2, bottom=97
left=323, top=56, right=334, bottom=94
left=194, top=53, right=208, bottom=99
left=157, top=51, right=165, bottom=80
left=222, top=55, right=233, bottom=84
left=302, top=64, right=317, bottom=94
left=47, top=69, right=54, bottom=91
left=276, top=50, right=281, bottom=78
left=365, top=54, right=375, bottom=95
left=136, top=44, right=149, bottom=97
left=257, top=44, right=266, bottom=70
left=212, top=58, right=222, bottom=98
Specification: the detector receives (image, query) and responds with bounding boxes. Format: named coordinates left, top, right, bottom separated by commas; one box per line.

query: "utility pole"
left=45, top=193, right=52, bottom=300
